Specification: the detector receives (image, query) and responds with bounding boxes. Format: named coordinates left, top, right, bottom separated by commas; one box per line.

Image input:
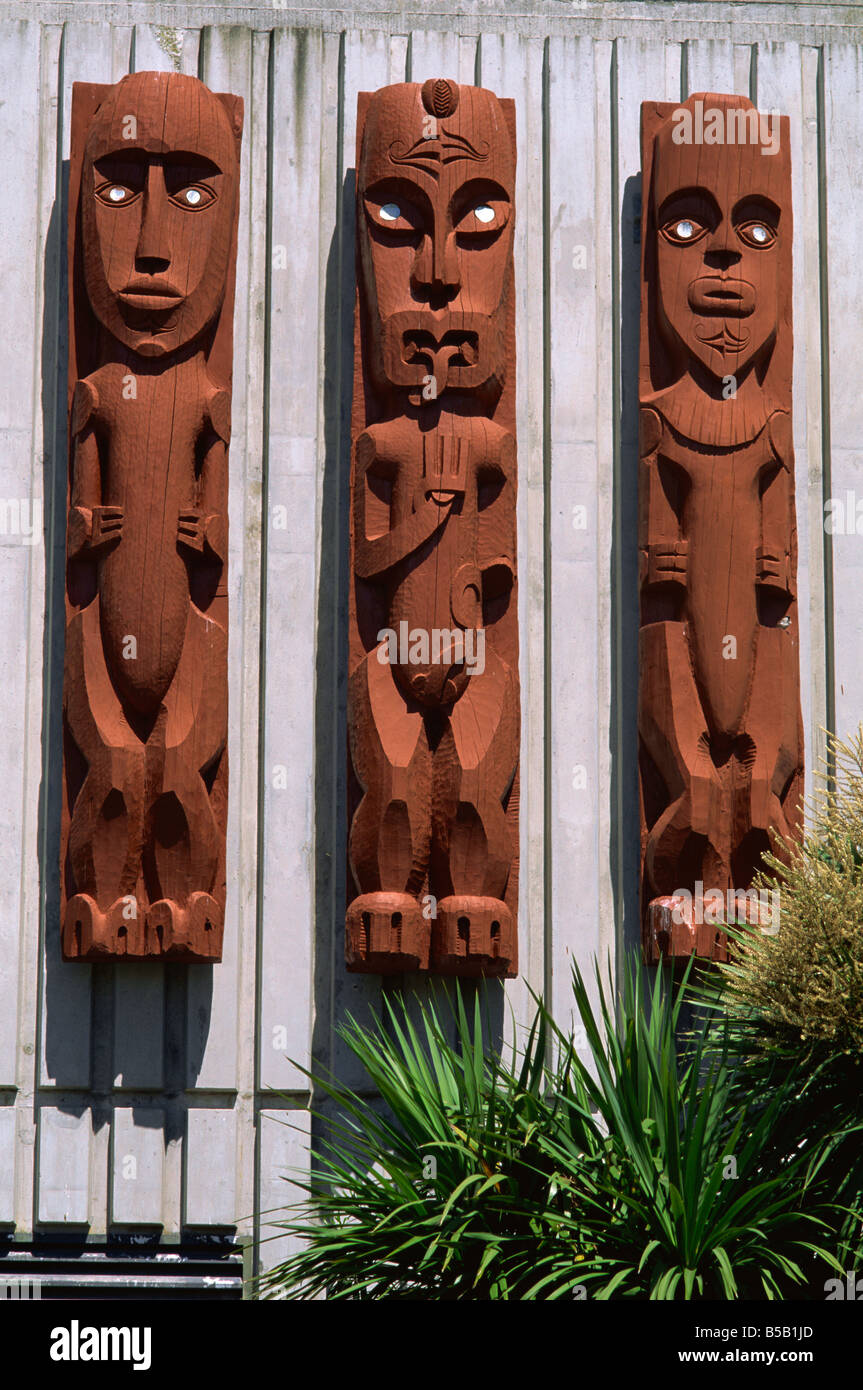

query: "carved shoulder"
left=766, top=409, right=793, bottom=468
left=639, top=406, right=663, bottom=460
left=71, top=378, right=100, bottom=439
left=206, top=386, right=232, bottom=446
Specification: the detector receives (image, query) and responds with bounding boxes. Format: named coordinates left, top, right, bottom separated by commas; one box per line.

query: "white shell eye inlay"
left=675, top=219, right=694, bottom=239
left=474, top=204, right=495, bottom=224
left=183, top=188, right=203, bottom=206
left=751, top=223, right=769, bottom=243
left=108, top=187, right=127, bottom=203
left=380, top=203, right=400, bottom=222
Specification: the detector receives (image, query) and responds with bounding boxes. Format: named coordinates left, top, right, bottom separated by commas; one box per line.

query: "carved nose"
left=411, top=231, right=460, bottom=306
left=704, top=223, right=741, bottom=269
left=135, top=167, right=171, bottom=271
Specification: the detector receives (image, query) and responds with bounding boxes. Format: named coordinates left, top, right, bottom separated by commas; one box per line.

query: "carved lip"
left=119, top=279, right=184, bottom=312
left=687, top=277, right=755, bottom=317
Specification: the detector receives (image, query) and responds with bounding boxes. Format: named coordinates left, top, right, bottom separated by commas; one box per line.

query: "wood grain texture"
left=347, top=79, right=520, bottom=977
left=638, top=93, right=803, bottom=963
left=62, top=71, right=242, bottom=962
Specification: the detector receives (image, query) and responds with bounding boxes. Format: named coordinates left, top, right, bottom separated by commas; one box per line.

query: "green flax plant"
left=258, top=952, right=842, bottom=1300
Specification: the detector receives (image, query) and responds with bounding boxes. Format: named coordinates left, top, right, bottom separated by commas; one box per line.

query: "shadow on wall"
left=38, top=166, right=211, bottom=1112
left=312, top=168, right=505, bottom=1119
left=611, top=172, right=643, bottom=973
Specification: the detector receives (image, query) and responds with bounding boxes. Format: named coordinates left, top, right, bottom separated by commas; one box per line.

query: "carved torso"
left=74, top=357, right=226, bottom=712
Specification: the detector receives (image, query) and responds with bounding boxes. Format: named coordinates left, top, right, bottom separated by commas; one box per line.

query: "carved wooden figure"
left=347, top=79, right=519, bottom=976
left=638, top=93, right=803, bottom=962
left=62, top=71, right=242, bottom=961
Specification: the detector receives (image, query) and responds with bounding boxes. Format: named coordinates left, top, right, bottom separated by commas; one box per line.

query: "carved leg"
left=639, top=621, right=730, bottom=897
left=740, top=625, right=803, bottom=869
left=347, top=648, right=432, bottom=972
left=144, top=604, right=228, bottom=959
left=429, top=650, right=518, bottom=976
left=63, top=602, right=149, bottom=958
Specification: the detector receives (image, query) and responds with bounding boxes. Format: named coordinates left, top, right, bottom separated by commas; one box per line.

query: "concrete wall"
left=0, top=0, right=858, bottom=1278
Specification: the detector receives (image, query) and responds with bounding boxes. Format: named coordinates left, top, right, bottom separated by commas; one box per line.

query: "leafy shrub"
left=258, top=957, right=841, bottom=1300
left=694, top=728, right=863, bottom=1267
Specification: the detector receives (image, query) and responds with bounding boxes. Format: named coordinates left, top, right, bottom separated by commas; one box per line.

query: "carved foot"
left=346, top=892, right=429, bottom=974
left=146, top=894, right=223, bottom=962
left=63, top=893, right=143, bottom=960
left=431, top=896, right=516, bottom=977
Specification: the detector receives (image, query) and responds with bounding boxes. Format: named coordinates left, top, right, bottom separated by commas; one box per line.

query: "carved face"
left=357, top=80, right=515, bottom=404
left=81, top=71, right=240, bottom=359
left=651, top=95, right=789, bottom=383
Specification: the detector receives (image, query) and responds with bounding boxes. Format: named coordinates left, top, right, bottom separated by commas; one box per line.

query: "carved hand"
left=755, top=546, right=791, bottom=591
left=422, top=440, right=468, bottom=501
left=645, top=539, right=688, bottom=585
left=177, top=510, right=226, bottom=561
left=68, top=504, right=123, bottom=557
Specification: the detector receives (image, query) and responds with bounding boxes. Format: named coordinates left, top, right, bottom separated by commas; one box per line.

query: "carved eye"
left=365, top=195, right=422, bottom=235
left=96, top=183, right=137, bottom=206
left=172, top=185, right=216, bottom=210
left=660, top=216, right=708, bottom=245
left=737, top=220, right=776, bottom=248
left=454, top=196, right=510, bottom=239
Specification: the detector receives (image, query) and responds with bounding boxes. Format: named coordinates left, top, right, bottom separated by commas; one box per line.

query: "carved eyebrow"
left=362, top=178, right=433, bottom=220
left=656, top=188, right=721, bottom=224
left=732, top=195, right=780, bottom=223
left=94, top=150, right=222, bottom=176
left=450, top=178, right=510, bottom=217
left=162, top=152, right=222, bottom=177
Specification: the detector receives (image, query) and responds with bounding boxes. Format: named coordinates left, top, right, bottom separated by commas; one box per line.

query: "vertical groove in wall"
left=681, top=37, right=689, bottom=98
left=29, top=17, right=67, bottom=1238
left=474, top=30, right=481, bottom=86
left=405, top=30, right=412, bottom=82
left=750, top=41, right=758, bottom=104
left=327, top=29, right=346, bottom=1075
left=610, top=38, right=623, bottom=995
left=816, top=45, right=836, bottom=765
left=541, top=36, right=553, bottom=1025
left=252, top=24, right=276, bottom=1278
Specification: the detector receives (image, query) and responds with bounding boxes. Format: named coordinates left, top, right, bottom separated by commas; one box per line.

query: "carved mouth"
left=688, top=277, right=755, bottom=317
left=401, top=330, right=479, bottom=368
left=119, top=280, right=184, bottom=313
left=120, top=294, right=183, bottom=313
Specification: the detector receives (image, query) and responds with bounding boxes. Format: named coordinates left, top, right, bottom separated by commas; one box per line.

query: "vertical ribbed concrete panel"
left=0, top=1, right=848, bottom=1278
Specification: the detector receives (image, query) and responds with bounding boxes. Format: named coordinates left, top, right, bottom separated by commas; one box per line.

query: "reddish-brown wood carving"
left=62, top=71, right=242, bottom=962
left=638, top=94, right=803, bottom=963
left=346, top=80, right=519, bottom=977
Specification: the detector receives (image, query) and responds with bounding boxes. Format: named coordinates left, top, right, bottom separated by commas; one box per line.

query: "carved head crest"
left=357, top=79, right=515, bottom=405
